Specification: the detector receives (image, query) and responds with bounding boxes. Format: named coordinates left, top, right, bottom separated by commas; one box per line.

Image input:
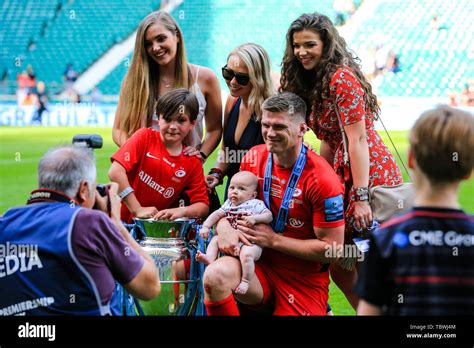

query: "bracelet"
left=199, top=151, right=208, bottom=160
left=352, top=186, right=369, bottom=202
left=199, top=151, right=208, bottom=164
left=118, top=186, right=134, bottom=200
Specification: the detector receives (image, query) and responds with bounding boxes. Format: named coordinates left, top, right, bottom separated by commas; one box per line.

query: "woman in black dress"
left=206, top=43, right=274, bottom=198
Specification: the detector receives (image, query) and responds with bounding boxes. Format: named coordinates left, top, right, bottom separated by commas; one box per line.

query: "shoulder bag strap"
left=333, top=99, right=411, bottom=180
left=376, top=111, right=411, bottom=180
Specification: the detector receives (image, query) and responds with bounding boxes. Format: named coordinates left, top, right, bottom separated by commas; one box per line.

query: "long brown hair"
left=280, top=13, right=379, bottom=117
left=120, top=11, right=192, bottom=137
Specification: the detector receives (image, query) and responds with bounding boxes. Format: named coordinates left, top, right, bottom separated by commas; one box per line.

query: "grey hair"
left=262, top=92, right=307, bottom=122
left=38, top=146, right=96, bottom=198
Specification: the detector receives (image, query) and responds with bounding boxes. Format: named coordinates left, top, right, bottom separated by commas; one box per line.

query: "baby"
left=196, top=171, right=273, bottom=295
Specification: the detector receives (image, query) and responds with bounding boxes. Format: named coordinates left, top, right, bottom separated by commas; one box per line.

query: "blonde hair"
left=120, top=11, right=191, bottom=137
left=410, top=105, right=474, bottom=183
left=228, top=43, right=274, bottom=119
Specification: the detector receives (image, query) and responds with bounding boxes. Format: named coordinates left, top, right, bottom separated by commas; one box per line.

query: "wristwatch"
left=199, top=151, right=208, bottom=163
left=353, top=186, right=369, bottom=202
left=118, top=186, right=134, bottom=200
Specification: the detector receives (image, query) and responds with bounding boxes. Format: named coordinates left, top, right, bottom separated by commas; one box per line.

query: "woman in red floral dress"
left=280, top=12, right=403, bottom=310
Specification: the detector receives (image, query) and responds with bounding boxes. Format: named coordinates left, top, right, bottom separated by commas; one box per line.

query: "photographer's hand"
left=94, top=187, right=110, bottom=215
left=106, top=182, right=123, bottom=224
left=94, top=182, right=122, bottom=222
left=94, top=184, right=112, bottom=216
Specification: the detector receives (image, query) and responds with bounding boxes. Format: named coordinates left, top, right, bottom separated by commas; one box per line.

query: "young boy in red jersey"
left=109, top=89, right=209, bottom=223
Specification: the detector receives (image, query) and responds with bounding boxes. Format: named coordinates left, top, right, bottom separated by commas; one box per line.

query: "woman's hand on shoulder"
left=182, top=145, right=207, bottom=164
left=182, top=145, right=200, bottom=157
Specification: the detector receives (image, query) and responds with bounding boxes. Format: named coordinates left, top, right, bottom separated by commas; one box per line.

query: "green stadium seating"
left=99, top=0, right=337, bottom=95
left=2, top=0, right=472, bottom=99
left=1, top=0, right=161, bottom=94
left=350, top=0, right=474, bottom=97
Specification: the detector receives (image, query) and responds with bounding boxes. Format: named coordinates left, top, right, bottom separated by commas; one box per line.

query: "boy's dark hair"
left=410, top=105, right=474, bottom=183
left=156, top=88, right=199, bottom=122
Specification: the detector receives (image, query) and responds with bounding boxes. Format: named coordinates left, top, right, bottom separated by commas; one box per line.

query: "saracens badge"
left=175, top=169, right=186, bottom=178
left=293, top=188, right=302, bottom=197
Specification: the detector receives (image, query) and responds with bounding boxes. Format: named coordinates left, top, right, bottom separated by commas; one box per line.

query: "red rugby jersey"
left=111, top=128, right=209, bottom=223
left=240, top=144, right=345, bottom=273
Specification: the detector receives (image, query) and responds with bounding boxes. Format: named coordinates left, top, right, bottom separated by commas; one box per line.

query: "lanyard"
left=263, top=144, right=307, bottom=233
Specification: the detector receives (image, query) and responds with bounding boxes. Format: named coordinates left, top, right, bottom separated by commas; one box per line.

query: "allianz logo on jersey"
left=139, top=170, right=174, bottom=198
left=393, top=230, right=474, bottom=248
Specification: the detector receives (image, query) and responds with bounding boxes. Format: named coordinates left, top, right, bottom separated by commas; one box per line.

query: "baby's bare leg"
left=196, top=236, right=219, bottom=265
left=235, top=244, right=262, bottom=295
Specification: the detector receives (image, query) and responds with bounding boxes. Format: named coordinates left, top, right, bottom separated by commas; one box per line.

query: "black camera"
left=72, top=134, right=107, bottom=197
left=96, top=184, right=108, bottom=197
left=72, top=134, right=103, bottom=149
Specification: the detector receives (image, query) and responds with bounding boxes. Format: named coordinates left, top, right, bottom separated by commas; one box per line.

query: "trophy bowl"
left=133, top=218, right=199, bottom=316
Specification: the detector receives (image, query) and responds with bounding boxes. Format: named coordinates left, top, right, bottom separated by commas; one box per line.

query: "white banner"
left=0, top=102, right=117, bottom=127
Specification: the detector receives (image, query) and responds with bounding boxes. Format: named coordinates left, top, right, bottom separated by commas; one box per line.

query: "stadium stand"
left=0, top=0, right=60, bottom=93
left=1, top=0, right=472, bottom=99
left=98, top=0, right=337, bottom=95
left=97, top=53, right=132, bottom=95
left=1, top=0, right=161, bottom=95
left=350, top=0, right=474, bottom=97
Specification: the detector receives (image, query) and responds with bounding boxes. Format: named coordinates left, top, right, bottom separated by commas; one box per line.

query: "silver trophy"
left=133, top=218, right=203, bottom=315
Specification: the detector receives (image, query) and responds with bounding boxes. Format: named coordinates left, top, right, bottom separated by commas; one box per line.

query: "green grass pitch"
left=1, top=126, right=472, bottom=315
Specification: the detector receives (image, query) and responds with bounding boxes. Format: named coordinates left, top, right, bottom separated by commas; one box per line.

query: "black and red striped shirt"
left=355, top=207, right=474, bottom=315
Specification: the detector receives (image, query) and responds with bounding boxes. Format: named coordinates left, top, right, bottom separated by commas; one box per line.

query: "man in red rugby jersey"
left=202, top=92, right=345, bottom=316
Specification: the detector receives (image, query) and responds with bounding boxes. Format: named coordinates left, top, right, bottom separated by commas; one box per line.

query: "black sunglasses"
left=221, top=65, right=250, bottom=86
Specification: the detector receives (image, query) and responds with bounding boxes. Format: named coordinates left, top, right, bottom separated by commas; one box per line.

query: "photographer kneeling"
left=0, top=146, right=160, bottom=315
